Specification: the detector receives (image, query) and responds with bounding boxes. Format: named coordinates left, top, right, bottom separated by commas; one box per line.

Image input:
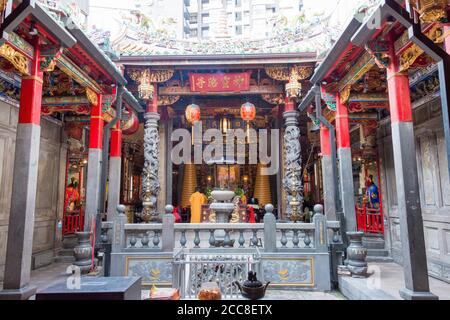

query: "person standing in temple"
left=366, top=175, right=380, bottom=209
left=189, top=187, right=207, bottom=223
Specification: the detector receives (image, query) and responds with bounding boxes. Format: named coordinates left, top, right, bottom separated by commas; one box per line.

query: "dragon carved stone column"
left=141, top=111, right=161, bottom=222
left=282, top=110, right=304, bottom=221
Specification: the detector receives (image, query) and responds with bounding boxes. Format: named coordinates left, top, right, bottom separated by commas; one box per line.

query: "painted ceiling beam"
left=42, top=95, right=88, bottom=106
left=337, top=52, right=376, bottom=92
left=56, top=54, right=102, bottom=93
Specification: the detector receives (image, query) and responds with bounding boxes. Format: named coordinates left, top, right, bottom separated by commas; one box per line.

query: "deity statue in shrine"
left=65, top=177, right=80, bottom=213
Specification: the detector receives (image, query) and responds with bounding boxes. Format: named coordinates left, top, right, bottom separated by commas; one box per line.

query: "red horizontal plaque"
left=189, top=72, right=251, bottom=93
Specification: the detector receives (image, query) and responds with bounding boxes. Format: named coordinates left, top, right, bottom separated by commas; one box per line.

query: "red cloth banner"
left=189, top=72, right=251, bottom=93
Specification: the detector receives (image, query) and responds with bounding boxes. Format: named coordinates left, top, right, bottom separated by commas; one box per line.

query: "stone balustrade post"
left=112, top=205, right=127, bottom=252
left=162, top=205, right=175, bottom=252
left=313, top=204, right=328, bottom=253
left=263, top=204, right=277, bottom=252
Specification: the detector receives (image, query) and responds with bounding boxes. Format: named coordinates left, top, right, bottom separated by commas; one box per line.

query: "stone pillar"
left=335, top=93, right=357, bottom=233
left=107, top=121, right=122, bottom=221
left=263, top=204, right=277, bottom=252
left=0, top=39, right=43, bottom=300
left=140, top=89, right=161, bottom=222
left=84, top=93, right=103, bottom=232
left=282, top=104, right=303, bottom=220
left=386, top=38, right=437, bottom=300
left=320, top=124, right=336, bottom=220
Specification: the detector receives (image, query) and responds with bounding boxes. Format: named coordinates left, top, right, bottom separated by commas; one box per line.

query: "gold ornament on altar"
left=410, top=0, right=447, bottom=23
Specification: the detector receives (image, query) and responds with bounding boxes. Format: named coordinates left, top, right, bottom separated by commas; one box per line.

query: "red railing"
left=63, top=209, right=84, bottom=235
left=356, top=206, right=384, bottom=234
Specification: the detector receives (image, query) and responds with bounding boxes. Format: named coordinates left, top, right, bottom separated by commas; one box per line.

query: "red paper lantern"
left=240, top=102, right=256, bottom=122
left=185, top=104, right=201, bottom=124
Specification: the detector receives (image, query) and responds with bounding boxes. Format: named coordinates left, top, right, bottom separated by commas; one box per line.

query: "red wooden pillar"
left=1, top=38, right=43, bottom=299
left=320, top=124, right=336, bottom=219
left=107, top=120, right=122, bottom=219
left=284, top=96, right=295, bottom=112
left=84, top=93, right=103, bottom=232
left=335, top=93, right=357, bottom=233
left=386, top=36, right=436, bottom=299
left=147, top=83, right=158, bottom=113
left=320, top=124, right=331, bottom=157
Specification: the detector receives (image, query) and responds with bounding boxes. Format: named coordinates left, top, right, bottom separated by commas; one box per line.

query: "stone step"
left=367, top=249, right=389, bottom=257
left=62, top=235, right=78, bottom=249
left=366, top=256, right=394, bottom=263
left=58, top=248, right=75, bottom=257
left=362, top=237, right=385, bottom=250
left=54, top=255, right=75, bottom=263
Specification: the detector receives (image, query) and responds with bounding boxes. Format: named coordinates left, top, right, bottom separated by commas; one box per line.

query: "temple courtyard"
left=2, top=0, right=450, bottom=303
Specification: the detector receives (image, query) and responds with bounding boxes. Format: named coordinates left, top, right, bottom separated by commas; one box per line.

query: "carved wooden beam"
left=337, top=52, right=376, bottom=92
left=56, top=54, right=102, bottom=93
left=0, top=42, right=30, bottom=75
left=157, top=84, right=284, bottom=96
left=396, top=23, right=445, bottom=72
left=42, top=95, right=89, bottom=105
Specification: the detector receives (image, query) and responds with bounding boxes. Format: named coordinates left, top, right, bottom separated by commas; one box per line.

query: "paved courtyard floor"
left=367, top=262, right=450, bottom=300
left=24, top=262, right=345, bottom=300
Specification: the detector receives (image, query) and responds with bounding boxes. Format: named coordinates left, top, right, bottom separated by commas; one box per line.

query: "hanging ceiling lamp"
left=286, top=67, right=302, bottom=99
left=138, top=70, right=154, bottom=100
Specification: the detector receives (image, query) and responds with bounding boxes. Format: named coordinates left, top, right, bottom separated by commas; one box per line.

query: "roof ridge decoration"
left=87, top=7, right=343, bottom=57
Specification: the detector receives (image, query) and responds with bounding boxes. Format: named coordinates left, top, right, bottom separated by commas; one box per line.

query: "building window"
left=190, top=13, right=197, bottom=24
left=202, top=27, right=209, bottom=37
left=235, top=25, right=242, bottom=35
left=235, top=0, right=241, bottom=7
left=190, top=28, right=198, bottom=37
left=235, top=12, right=242, bottom=21
left=202, top=13, right=210, bottom=23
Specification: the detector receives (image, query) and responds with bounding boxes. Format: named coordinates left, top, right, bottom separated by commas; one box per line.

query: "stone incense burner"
left=235, top=271, right=270, bottom=300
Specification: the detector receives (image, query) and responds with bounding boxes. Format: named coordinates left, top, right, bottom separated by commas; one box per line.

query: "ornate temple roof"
left=87, top=6, right=344, bottom=58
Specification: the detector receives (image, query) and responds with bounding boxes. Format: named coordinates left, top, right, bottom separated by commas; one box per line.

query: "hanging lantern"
left=185, top=103, right=201, bottom=124
left=285, top=80, right=302, bottom=99
left=240, top=102, right=256, bottom=122
left=286, top=67, right=302, bottom=99
left=241, top=102, right=256, bottom=143
left=186, top=104, right=201, bottom=145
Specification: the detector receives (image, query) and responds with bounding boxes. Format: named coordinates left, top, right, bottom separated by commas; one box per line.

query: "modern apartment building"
left=186, top=0, right=304, bottom=39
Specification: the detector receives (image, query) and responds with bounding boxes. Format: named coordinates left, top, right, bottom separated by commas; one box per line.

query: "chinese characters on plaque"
left=189, top=72, right=251, bottom=93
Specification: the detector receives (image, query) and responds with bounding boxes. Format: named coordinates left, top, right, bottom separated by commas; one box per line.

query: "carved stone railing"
left=174, top=223, right=264, bottom=249
left=110, top=204, right=340, bottom=253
